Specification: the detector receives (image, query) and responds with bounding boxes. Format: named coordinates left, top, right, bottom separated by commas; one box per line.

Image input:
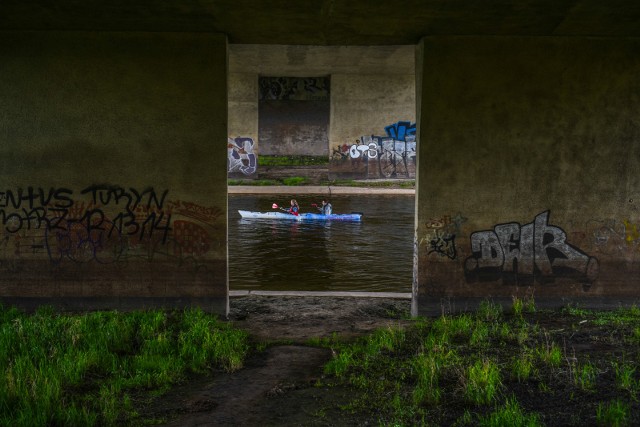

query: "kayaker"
left=317, top=199, right=332, bottom=215
left=289, top=199, right=300, bottom=216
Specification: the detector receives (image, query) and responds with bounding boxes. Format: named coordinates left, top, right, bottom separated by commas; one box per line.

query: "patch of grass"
left=562, top=304, right=590, bottom=317
left=479, top=396, right=543, bottom=427
left=613, top=361, right=639, bottom=395
left=258, top=155, right=328, bottom=166
left=228, top=178, right=280, bottom=186
left=463, top=358, right=502, bottom=405
left=535, top=336, right=563, bottom=367
left=318, top=305, right=640, bottom=425
left=511, top=350, right=535, bottom=382
left=596, top=399, right=630, bottom=426
left=327, top=179, right=415, bottom=188
left=477, top=299, right=503, bottom=322
left=470, top=320, right=490, bottom=347
left=412, top=352, right=443, bottom=404
left=0, top=306, right=250, bottom=426
left=572, top=360, right=598, bottom=391
left=281, top=176, right=308, bottom=186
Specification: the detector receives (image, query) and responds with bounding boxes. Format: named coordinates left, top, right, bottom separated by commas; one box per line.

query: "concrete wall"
left=0, top=31, right=229, bottom=314
left=330, top=73, right=416, bottom=179
left=414, top=36, right=640, bottom=315
left=228, top=45, right=415, bottom=178
left=330, top=73, right=415, bottom=147
left=228, top=73, right=259, bottom=143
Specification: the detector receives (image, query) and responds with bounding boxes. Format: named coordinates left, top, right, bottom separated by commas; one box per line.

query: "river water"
left=228, top=194, right=415, bottom=292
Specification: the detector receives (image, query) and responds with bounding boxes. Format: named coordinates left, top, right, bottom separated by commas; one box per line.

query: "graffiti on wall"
left=228, top=137, right=258, bottom=175
left=331, top=120, right=417, bottom=178
left=0, top=185, right=224, bottom=270
left=421, top=213, right=467, bottom=261
left=464, top=211, right=599, bottom=284
left=259, top=77, right=330, bottom=101
left=384, top=121, right=416, bottom=142
left=583, top=217, right=640, bottom=257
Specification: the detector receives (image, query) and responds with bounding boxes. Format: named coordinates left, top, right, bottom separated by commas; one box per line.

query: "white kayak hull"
left=238, top=210, right=362, bottom=221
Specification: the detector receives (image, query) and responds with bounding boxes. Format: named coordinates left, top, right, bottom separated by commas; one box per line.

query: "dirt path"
left=148, top=295, right=412, bottom=426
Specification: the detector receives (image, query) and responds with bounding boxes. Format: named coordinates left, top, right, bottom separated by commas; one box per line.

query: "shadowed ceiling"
left=1, top=0, right=640, bottom=45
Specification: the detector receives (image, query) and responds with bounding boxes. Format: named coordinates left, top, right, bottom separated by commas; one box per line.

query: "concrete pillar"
left=0, top=31, right=229, bottom=315
left=414, top=36, right=640, bottom=316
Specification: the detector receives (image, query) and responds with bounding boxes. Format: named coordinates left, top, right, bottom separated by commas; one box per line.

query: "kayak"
left=238, top=210, right=362, bottom=221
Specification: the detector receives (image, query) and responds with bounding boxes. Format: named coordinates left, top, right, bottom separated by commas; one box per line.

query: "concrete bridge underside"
left=1, top=1, right=640, bottom=316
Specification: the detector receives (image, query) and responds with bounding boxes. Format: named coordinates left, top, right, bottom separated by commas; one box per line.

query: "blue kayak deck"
left=238, top=210, right=362, bottom=221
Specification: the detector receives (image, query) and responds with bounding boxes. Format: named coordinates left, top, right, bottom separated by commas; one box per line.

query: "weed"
left=444, top=313, right=474, bottom=337
left=496, top=321, right=513, bottom=340
left=596, top=399, right=630, bottom=426
left=613, top=362, right=638, bottom=395
left=511, top=350, right=534, bottom=382
left=324, top=347, right=356, bottom=377
left=572, top=361, right=598, bottom=391
left=535, top=335, right=562, bottom=367
left=411, top=353, right=442, bottom=404
left=282, top=176, right=308, bottom=186
left=365, top=326, right=405, bottom=356
left=464, top=359, right=502, bottom=405
left=258, top=155, right=328, bottom=166
left=477, top=300, right=503, bottom=322
left=470, top=320, right=490, bottom=347
left=455, top=409, right=474, bottom=426
left=512, top=297, right=525, bottom=318
left=524, top=296, right=536, bottom=313
left=479, top=396, right=543, bottom=427
left=562, top=304, right=589, bottom=317
left=515, top=322, right=530, bottom=345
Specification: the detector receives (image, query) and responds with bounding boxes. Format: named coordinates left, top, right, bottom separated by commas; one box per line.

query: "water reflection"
left=229, top=194, right=414, bottom=292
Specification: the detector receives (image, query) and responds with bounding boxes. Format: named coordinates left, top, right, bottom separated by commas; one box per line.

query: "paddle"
left=273, top=202, right=299, bottom=216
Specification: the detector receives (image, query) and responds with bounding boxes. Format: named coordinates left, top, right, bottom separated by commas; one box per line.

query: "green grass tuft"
left=0, top=306, right=250, bottom=426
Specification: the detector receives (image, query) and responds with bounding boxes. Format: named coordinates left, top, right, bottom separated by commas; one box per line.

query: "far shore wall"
left=228, top=45, right=415, bottom=179
left=0, top=31, right=229, bottom=314
left=414, top=36, right=640, bottom=316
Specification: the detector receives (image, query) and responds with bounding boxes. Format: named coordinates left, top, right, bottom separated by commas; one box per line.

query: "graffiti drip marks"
left=464, top=211, right=599, bottom=285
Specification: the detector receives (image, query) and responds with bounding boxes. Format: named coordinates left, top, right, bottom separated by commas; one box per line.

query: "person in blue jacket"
left=317, top=199, right=332, bottom=215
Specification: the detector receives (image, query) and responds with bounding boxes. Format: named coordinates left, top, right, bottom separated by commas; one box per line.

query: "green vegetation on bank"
left=6, top=299, right=636, bottom=426
left=228, top=176, right=415, bottom=188
left=258, top=155, right=329, bottom=167
left=0, top=306, right=250, bottom=426
left=315, top=299, right=640, bottom=426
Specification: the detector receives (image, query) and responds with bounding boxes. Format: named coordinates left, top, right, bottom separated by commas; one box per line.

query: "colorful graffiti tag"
left=228, top=137, right=257, bottom=175
left=331, top=120, right=417, bottom=178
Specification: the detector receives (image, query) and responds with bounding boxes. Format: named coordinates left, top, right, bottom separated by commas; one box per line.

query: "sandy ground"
left=146, top=295, right=413, bottom=426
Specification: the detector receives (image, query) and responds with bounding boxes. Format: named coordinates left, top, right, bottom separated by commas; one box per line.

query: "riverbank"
left=150, top=295, right=640, bottom=426
left=5, top=296, right=640, bottom=425
left=228, top=185, right=415, bottom=195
